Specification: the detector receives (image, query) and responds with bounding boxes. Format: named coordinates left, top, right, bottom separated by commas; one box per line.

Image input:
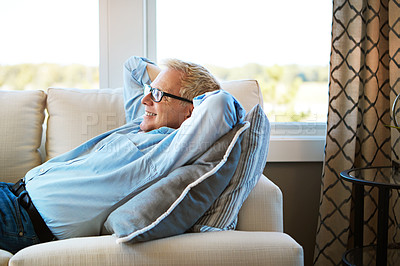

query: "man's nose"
left=141, top=92, right=153, bottom=105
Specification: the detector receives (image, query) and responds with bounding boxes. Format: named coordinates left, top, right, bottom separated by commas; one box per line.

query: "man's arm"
left=147, top=63, right=161, bottom=82
left=123, top=56, right=158, bottom=123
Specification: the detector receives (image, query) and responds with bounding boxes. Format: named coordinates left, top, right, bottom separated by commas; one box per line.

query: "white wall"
left=99, top=0, right=147, bottom=88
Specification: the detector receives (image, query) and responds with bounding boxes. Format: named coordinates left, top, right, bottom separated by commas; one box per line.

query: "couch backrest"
left=0, top=90, right=46, bottom=183
left=45, top=80, right=263, bottom=160
left=0, top=79, right=263, bottom=183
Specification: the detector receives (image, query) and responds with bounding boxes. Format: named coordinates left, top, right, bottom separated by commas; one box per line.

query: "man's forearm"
left=123, top=56, right=153, bottom=123
left=146, top=63, right=161, bottom=82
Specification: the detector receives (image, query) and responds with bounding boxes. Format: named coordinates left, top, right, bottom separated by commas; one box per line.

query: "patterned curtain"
left=314, top=0, right=400, bottom=265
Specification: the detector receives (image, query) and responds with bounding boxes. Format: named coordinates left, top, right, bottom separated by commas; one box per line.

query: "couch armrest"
left=236, top=174, right=283, bottom=232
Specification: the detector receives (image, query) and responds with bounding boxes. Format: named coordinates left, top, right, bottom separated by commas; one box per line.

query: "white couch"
left=0, top=80, right=304, bottom=266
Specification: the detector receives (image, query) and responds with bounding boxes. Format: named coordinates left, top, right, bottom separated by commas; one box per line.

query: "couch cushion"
left=236, top=174, right=283, bottom=232
left=0, top=90, right=46, bottom=183
left=190, top=104, right=270, bottom=232
left=46, top=88, right=125, bottom=160
left=9, top=232, right=303, bottom=266
left=221, top=80, right=263, bottom=113
left=45, top=80, right=261, bottom=160
left=0, top=249, right=12, bottom=266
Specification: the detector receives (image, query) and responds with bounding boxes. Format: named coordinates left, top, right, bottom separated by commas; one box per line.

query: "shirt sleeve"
left=123, top=56, right=156, bottom=123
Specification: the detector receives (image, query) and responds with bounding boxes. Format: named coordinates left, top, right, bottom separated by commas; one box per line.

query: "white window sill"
left=268, top=136, right=325, bottom=162
left=267, top=122, right=326, bottom=162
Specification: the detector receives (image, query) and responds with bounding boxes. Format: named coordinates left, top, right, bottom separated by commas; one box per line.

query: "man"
left=0, top=56, right=245, bottom=254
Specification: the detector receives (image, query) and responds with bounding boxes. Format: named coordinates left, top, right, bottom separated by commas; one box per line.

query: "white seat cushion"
left=0, top=249, right=12, bottom=266
left=10, top=232, right=303, bottom=266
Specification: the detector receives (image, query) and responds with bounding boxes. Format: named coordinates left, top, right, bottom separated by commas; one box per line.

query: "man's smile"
left=145, top=111, right=156, bottom=116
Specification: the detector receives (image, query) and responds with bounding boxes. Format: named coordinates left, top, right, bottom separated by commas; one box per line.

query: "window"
left=153, top=0, right=332, bottom=161
left=0, top=0, right=99, bottom=91
left=98, top=0, right=332, bottom=161
left=156, top=0, right=331, bottom=124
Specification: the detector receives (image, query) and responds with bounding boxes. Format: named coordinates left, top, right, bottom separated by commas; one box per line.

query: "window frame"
left=99, top=0, right=326, bottom=162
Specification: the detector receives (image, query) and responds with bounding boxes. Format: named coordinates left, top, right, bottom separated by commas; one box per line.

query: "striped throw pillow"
left=190, top=104, right=270, bottom=231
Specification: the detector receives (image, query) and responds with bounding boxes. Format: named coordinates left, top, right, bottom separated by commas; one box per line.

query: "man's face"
left=140, top=68, right=193, bottom=132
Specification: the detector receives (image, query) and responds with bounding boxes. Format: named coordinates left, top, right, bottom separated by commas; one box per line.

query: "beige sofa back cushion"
left=45, top=80, right=262, bottom=160
left=0, top=90, right=46, bottom=183
left=46, top=88, right=125, bottom=159
left=221, top=80, right=263, bottom=113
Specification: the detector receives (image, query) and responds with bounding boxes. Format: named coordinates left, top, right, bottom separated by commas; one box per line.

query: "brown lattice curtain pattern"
left=314, top=0, right=400, bottom=265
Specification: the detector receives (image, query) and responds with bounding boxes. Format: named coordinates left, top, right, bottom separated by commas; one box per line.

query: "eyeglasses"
left=143, top=84, right=193, bottom=104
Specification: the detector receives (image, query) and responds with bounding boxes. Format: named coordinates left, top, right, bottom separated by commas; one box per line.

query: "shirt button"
left=19, top=232, right=23, bottom=236
left=40, top=168, right=45, bottom=173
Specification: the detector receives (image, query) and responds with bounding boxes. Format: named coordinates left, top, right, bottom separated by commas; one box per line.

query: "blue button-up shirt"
left=25, top=56, right=245, bottom=239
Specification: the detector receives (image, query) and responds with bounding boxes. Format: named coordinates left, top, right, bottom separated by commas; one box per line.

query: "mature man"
left=0, top=56, right=245, bottom=253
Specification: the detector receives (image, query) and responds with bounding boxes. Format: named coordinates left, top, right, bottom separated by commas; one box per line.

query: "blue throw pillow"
left=103, top=121, right=249, bottom=243
left=190, top=104, right=270, bottom=232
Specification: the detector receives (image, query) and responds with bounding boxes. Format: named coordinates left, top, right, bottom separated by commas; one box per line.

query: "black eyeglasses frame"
left=143, top=84, right=193, bottom=104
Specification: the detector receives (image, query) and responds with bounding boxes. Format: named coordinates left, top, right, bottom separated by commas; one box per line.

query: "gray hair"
left=163, top=59, right=220, bottom=104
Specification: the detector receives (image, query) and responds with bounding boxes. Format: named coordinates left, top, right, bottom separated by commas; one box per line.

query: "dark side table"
left=340, top=165, right=400, bottom=266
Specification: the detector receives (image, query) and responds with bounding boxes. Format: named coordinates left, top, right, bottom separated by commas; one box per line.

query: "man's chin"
left=140, top=122, right=154, bottom=132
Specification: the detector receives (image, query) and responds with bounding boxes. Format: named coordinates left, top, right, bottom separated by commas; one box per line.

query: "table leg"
left=352, top=184, right=364, bottom=266
left=354, top=184, right=364, bottom=249
left=376, top=187, right=389, bottom=266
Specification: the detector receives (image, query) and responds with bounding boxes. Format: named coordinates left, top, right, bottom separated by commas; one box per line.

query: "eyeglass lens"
left=152, top=88, right=162, bottom=102
left=144, top=85, right=163, bottom=102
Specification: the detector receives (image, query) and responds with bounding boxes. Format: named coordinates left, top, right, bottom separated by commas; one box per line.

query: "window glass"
left=0, top=0, right=99, bottom=90
left=156, top=0, right=332, bottom=122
